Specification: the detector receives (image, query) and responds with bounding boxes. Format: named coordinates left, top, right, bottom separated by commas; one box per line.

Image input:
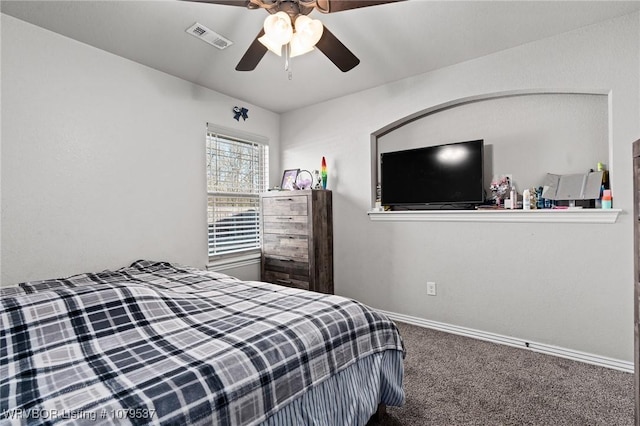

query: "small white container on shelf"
left=522, top=189, right=531, bottom=210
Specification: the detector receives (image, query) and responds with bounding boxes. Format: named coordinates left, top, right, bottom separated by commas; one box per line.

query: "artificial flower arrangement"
left=489, top=175, right=512, bottom=206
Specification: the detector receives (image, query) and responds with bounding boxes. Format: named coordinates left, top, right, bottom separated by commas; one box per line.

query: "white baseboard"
left=377, top=309, right=633, bottom=373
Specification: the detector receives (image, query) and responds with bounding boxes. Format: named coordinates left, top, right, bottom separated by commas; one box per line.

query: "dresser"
left=634, top=139, right=640, bottom=426
left=260, top=190, right=333, bottom=294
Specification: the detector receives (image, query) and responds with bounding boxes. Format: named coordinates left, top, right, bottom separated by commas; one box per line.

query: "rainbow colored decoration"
left=321, top=157, right=327, bottom=189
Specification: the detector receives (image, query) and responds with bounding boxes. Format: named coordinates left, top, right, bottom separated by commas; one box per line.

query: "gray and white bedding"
left=0, top=260, right=404, bottom=425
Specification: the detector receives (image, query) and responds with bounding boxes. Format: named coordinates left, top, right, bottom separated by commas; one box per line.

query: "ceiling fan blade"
left=236, top=29, right=268, bottom=71
left=314, top=26, right=359, bottom=72
left=314, top=0, right=405, bottom=13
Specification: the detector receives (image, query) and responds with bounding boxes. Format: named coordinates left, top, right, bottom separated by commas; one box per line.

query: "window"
left=206, top=125, right=268, bottom=258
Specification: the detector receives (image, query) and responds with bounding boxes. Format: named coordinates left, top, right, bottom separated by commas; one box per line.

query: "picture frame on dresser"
left=281, top=169, right=299, bottom=190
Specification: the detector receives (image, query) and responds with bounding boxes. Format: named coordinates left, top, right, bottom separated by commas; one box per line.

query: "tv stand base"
left=391, top=204, right=477, bottom=211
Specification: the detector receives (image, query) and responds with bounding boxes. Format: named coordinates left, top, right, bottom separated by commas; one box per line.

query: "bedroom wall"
left=0, top=14, right=279, bottom=285
left=280, top=13, right=640, bottom=362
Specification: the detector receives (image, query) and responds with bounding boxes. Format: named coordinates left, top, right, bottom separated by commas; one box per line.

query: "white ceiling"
left=3, top=0, right=640, bottom=113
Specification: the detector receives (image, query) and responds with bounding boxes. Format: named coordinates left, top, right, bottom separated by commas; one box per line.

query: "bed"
left=0, top=260, right=404, bottom=425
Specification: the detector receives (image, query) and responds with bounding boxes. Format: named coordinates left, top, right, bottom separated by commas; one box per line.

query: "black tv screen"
left=380, top=139, right=484, bottom=208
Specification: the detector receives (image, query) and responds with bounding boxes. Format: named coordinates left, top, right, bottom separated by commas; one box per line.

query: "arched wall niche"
left=369, top=90, right=611, bottom=209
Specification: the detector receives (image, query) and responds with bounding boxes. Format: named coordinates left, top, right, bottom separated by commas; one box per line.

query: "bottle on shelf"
left=598, top=162, right=610, bottom=190
left=374, top=184, right=383, bottom=211
left=596, top=162, right=610, bottom=208
left=536, top=186, right=545, bottom=209
left=509, top=185, right=517, bottom=210
left=522, top=188, right=531, bottom=210
left=602, top=189, right=612, bottom=209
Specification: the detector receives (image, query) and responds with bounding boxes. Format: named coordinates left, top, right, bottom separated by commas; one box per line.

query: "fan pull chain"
left=284, top=43, right=291, bottom=71
left=283, top=43, right=293, bottom=79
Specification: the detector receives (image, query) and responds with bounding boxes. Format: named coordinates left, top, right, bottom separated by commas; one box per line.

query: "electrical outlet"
left=427, top=281, right=437, bottom=296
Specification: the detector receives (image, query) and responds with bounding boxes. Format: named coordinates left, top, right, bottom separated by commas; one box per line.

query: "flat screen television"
left=380, top=139, right=484, bottom=209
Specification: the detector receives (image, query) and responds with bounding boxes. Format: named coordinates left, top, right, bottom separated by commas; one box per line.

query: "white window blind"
left=206, top=126, right=268, bottom=257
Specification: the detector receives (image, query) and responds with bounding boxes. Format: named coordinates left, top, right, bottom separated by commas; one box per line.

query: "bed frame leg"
left=374, top=403, right=387, bottom=419
left=365, top=403, right=387, bottom=425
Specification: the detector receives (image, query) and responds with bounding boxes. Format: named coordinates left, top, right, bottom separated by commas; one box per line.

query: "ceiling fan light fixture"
left=289, top=33, right=315, bottom=58
left=207, top=0, right=402, bottom=72
left=258, top=34, right=284, bottom=56
left=293, top=15, right=323, bottom=47
left=263, top=11, right=293, bottom=45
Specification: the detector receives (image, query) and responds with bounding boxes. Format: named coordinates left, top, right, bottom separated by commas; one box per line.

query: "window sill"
left=367, top=208, right=622, bottom=224
left=207, top=251, right=261, bottom=272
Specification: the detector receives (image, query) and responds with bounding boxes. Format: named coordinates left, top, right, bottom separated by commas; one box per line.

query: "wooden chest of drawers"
left=260, top=190, right=333, bottom=294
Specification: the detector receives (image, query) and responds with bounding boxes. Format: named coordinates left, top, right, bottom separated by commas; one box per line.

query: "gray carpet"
left=370, top=321, right=633, bottom=425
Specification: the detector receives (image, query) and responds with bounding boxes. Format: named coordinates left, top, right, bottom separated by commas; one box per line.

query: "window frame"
left=206, top=124, right=269, bottom=263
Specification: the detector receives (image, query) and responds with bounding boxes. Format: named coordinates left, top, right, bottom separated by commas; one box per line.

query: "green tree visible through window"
left=206, top=127, right=268, bottom=257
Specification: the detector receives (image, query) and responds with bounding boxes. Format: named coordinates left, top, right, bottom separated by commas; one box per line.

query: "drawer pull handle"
left=276, top=198, right=294, bottom=202
left=276, top=279, right=292, bottom=284
left=276, top=217, right=293, bottom=220
left=266, top=255, right=295, bottom=262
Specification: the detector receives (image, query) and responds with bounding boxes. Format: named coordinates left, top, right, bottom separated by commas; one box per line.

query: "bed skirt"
left=261, top=350, right=404, bottom=426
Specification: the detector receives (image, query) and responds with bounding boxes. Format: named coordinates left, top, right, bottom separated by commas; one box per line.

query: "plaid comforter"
left=0, top=260, right=404, bottom=425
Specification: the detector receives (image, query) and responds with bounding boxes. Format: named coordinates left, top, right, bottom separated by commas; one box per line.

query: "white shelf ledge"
left=367, top=208, right=622, bottom=224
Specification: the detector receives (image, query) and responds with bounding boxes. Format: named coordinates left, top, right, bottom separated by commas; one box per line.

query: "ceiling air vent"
left=186, top=23, right=233, bottom=50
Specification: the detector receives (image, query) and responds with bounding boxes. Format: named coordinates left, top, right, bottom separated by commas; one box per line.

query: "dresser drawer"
left=262, top=234, right=308, bottom=261
left=263, top=270, right=310, bottom=290
left=263, top=257, right=309, bottom=279
left=263, top=215, right=308, bottom=235
left=262, top=195, right=308, bottom=216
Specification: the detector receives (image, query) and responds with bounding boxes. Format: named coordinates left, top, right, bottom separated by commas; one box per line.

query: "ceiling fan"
left=184, top=0, right=404, bottom=72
